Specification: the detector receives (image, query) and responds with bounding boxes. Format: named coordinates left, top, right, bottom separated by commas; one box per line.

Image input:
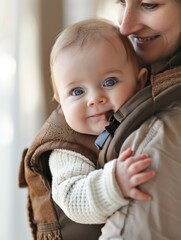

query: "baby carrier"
left=96, top=67, right=181, bottom=166
left=18, top=106, right=103, bottom=240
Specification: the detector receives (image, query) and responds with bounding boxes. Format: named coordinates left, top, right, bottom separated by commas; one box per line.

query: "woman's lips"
left=134, top=35, right=159, bottom=42
left=132, top=35, right=160, bottom=47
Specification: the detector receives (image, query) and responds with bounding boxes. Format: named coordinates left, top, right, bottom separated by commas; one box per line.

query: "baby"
left=49, top=18, right=155, bottom=224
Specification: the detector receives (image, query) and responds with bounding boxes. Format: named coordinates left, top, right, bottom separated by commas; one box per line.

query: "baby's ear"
left=137, top=68, right=148, bottom=90
left=53, top=93, right=60, bottom=103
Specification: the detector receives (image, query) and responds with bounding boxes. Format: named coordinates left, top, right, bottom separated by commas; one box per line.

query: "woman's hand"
left=115, top=148, right=155, bottom=201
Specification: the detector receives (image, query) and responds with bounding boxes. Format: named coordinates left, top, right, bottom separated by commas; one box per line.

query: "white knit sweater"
left=49, top=149, right=129, bottom=224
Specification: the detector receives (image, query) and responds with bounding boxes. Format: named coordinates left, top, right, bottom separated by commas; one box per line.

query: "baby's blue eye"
left=72, top=88, right=84, bottom=96
left=103, top=78, right=117, bottom=87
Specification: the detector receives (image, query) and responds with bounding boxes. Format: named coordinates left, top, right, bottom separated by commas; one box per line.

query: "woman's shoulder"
left=122, top=108, right=181, bottom=155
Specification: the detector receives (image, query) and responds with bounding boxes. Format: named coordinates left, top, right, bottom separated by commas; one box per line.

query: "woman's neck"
left=150, top=44, right=181, bottom=75
left=151, top=59, right=169, bottom=75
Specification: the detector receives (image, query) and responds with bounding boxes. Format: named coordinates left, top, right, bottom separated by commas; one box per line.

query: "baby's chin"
left=90, top=121, right=109, bottom=136
left=72, top=121, right=109, bottom=136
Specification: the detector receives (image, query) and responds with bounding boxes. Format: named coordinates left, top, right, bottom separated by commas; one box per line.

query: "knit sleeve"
left=49, top=149, right=129, bottom=224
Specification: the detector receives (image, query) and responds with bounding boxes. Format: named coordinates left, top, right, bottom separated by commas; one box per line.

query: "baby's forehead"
left=54, top=31, right=138, bottom=70
left=60, top=33, right=126, bottom=53
left=87, top=36, right=134, bottom=64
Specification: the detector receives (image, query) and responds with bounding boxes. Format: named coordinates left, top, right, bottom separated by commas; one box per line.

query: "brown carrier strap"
left=96, top=68, right=181, bottom=167
left=19, top=147, right=63, bottom=240
left=18, top=105, right=101, bottom=240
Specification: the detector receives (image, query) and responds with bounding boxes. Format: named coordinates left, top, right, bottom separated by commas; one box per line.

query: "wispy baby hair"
left=50, top=18, right=139, bottom=99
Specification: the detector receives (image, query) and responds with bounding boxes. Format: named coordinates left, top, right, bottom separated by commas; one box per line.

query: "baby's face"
left=53, top=37, right=146, bottom=135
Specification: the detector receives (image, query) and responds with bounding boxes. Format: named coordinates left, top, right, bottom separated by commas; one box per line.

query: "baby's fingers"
left=129, top=158, right=153, bottom=175
left=130, top=170, right=155, bottom=187
left=129, top=188, right=152, bottom=201
left=118, top=148, right=133, bottom=161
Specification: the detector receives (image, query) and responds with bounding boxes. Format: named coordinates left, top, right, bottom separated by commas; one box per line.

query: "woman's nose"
left=87, top=95, right=106, bottom=107
left=118, top=7, right=142, bottom=36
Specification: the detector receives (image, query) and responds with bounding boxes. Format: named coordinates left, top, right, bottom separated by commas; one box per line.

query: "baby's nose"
left=87, top=95, right=106, bottom=107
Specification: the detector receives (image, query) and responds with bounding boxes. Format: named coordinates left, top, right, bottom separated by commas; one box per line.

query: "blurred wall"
left=39, top=0, right=63, bottom=117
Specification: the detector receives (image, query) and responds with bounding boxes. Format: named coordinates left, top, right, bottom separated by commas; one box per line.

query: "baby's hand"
left=115, top=148, right=155, bottom=201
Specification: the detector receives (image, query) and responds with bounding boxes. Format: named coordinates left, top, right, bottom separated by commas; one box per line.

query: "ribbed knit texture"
left=49, top=149, right=129, bottom=224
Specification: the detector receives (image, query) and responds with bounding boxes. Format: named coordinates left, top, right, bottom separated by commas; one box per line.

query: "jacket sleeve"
left=49, top=149, right=129, bottom=224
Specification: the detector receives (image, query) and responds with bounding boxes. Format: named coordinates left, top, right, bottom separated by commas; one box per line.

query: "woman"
left=99, top=0, right=181, bottom=239
left=118, top=0, right=181, bottom=73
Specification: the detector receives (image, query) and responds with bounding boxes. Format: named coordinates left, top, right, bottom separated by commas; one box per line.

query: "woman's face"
left=117, top=0, right=181, bottom=66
